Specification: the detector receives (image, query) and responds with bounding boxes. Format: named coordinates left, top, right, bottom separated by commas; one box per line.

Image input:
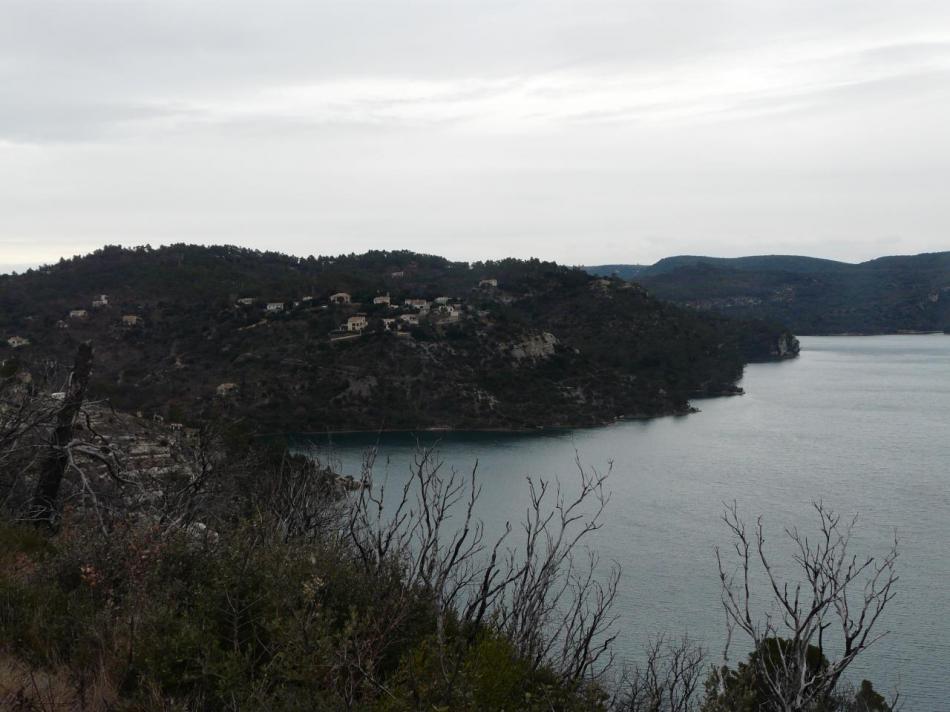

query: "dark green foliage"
left=0, top=513, right=608, bottom=710
left=0, top=245, right=796, bottom=433
left=589, top=251, right=950, bottom=334
left=702, top=639, right=893, bottom=712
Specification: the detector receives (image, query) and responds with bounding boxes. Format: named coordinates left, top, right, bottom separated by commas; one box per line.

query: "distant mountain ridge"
left=586, top=251, right=950, bottom=335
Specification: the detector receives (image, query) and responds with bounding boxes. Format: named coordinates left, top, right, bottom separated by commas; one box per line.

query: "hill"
left=587, top=252, right=950, bottom=334
left=0, top=245, right=797, bottom=432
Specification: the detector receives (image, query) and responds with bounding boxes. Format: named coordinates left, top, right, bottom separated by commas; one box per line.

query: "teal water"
left=299, top=335, right=950, bottom=706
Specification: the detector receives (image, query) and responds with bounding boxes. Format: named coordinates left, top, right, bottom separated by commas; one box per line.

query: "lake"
left=298, top=335, right=950, bottom=707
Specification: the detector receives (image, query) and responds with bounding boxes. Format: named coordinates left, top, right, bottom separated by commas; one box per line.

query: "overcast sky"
left=1, top=0, right=949, bottom=270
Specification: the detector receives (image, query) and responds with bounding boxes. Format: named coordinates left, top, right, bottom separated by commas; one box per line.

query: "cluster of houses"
left=5, top=293, right=149, bottom=349
left=57, top=295, right=143, bottom=328
left=333, top=292, right=464, bottom=337
left=236, top=278, right=493, bottom=339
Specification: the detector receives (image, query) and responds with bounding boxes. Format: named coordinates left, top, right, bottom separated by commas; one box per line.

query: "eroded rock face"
left=773, top=332, right=800, bottom=359
left=509, top=332, right=558, bottom=361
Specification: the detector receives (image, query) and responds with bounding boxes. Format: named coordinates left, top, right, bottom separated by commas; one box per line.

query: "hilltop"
left=587, top=251, right=950, bottom=334
left=0, top=245, right=797, bottom=432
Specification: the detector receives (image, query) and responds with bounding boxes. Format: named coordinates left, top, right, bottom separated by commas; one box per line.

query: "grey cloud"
left=1, top=0, right=949, bottom=265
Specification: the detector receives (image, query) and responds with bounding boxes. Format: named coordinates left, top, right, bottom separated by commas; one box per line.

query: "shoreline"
left=263, top=408, right=701, bottom=439
left=798, top=330, right=949, bottom=337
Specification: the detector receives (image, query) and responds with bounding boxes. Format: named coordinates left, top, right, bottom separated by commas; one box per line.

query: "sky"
left=1, top=0, right=949, bottom=271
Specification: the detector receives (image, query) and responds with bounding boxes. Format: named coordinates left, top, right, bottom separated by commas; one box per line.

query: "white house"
left=346, top=315, right=368, bottom=332
left=390, top=270, right=405, bottom=278
left=122, top=315, right=142, bottom=326
left=7, top=336, right=30, bottom=348
left=478, top=278, right=498, bottom=289
left=92, top=294, right=109, bottom=308
left=216, top=382, right=240, bottom=397
left=330, top=292, right=352, bottom=304
left=236, top=297, right=256, bottom=306
left=399, top=313, right=419, bottom=326
left=434, top=305, right=460, bottom=322
left=373, top=294, right=391, bottom=306
left=56, top=320, right=69, bottom=329
left=266, top=302, right=285, bottom=313
left=434, top=296, right=451, bottom=305
left=382, top=318, right=397, bottom=331
left=69, top=309, right=89, bottom=320
left=404, top=298, right=428, bottom=309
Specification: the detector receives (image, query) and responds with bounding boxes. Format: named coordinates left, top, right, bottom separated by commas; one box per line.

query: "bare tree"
left=715, top=501, right=899, bottom=712
left=30, top=342, right=94, bottom=525
left=0, top=363, right=61, bottom=507
left=615, top=635, right=706, bottom=712
left=491, top=456, right=620, bottom=684
left=342, top=445, right=621, bottom=702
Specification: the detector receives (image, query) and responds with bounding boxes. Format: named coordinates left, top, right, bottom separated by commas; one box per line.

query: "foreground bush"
left=0, top=513, right=608, bottom=710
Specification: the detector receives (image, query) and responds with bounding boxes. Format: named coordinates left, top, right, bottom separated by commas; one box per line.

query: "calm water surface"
left=300, top=335, right=950, bottom=707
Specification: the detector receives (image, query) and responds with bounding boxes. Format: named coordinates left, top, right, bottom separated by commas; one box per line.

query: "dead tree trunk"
left=30, top=341, right=93, bottom=525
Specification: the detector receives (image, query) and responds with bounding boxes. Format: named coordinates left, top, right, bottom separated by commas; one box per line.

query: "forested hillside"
left=587, top=252, right=950, bottom=334
left=0, top=245, right=797, bottom=432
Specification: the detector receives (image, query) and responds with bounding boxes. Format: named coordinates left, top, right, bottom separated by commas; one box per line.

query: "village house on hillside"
left=404, top=298, right=428, bottom=310
left=92, top=294, right=109, bottom=308
left=236, top=297, right=255, bottom=306
left=346, top=315, right=368, bottom=332
left=399, top=313, right=419, bottom=326
left=330, top=292, right=351, bottom=304
left=266, top=302, right=285, bottom=313
left=216, top=382, right=239, bottom=397
left=69, top=309, right=89, bottom=320
left=390, top=270, right=405, bottom=278
left=433, top=304, right=460, bottom=322
left=382, top=318, right=397, bottom=331
left=373, top=294, right=391, bottom=305
left=56, top=320, right=68, bottom=329
left=434, top=296, right=451, bottom=305
left=122, top=315, right=143, bottom=327
left=6, top=336, right=30, bottom=348
left=478, top=278, right=498, bottom=289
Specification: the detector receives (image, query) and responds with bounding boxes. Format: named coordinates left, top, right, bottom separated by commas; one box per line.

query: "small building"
left=390, top=271, right=405, bottom=279
left=301, top=296, right=314, bottom=302
left=265, top=302, right=285, bottom=313
left=69, top=309, right=89, bottom=320
left=92, top=294, right=109, bottom=308
left=346, top=315, right=368, bottom=332
left=216, top=382, right=240, bottom=397
left=434, top=296, right=451, bottom=305
left=399, top=313, right=419, bottom=326
left=122, top=315, right=142, bottom=327
left=330, top=292, right=352, bottom=305
left=7, top=336, right=30, bottom=348
left=373, top=294, right=391, bottom=306
left=404, top=298, right=428, bottom=310
left=382, top=318, right=397, bottom=331
left=434, top=304, right=460, bottom=322
left=478, top=278, right=498, bottom=289
left=55, top=320, right=69, bottom=329
left=236, top=297, right=256, bottom=306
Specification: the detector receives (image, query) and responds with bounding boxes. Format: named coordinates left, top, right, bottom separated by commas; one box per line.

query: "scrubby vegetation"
left=0, top=354, right=899, bottom=711
left=0, top=245, right=797, bottom=433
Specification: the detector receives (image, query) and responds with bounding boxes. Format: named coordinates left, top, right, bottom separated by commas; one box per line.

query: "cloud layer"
left=2, top=0, right=949, bottom=266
